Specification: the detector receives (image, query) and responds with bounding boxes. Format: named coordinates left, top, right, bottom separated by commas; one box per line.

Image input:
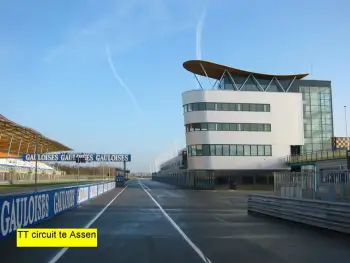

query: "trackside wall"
left=0, top=181, right=116, bottom=239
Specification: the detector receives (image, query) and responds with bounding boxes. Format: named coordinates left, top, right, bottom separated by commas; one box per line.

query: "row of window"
left=187, top=144, right=272, bottom=156
left=186, top=123, right=271, bottom=132
left=183, top=102, right=270, bottom=113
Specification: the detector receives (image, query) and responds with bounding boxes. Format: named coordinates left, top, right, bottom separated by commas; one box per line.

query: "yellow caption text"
left=16, top=228, right=97, bottom=247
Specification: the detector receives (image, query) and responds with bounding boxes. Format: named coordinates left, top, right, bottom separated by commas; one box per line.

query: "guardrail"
left=0, top=180, right=116, bottom=239
left=247, top=194, right=350, bottom=234
left=285, top=149, right=347, bottom=164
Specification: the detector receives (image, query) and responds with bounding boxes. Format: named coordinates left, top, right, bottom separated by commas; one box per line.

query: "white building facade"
left=183, top=89, right=304, bottom=172
left=153, top=60, right=333, bottom=187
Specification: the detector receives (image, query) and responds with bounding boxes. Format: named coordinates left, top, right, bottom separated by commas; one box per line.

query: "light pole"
left=345, top=106, right=349, bottom=150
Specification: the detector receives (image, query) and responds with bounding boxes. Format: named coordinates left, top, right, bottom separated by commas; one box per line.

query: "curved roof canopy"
left=0, top=114, right=71, bottom=156
left=183, top=60, right=308, bottom=80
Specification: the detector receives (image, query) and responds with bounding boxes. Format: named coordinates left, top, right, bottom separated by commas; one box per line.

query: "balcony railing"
left=286, top=149, right=347, bottom=164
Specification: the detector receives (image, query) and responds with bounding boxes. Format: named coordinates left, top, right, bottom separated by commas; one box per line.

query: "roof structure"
left=0, top=114, right=71, bottom=156
left=183, top=60, right=309, bottom=80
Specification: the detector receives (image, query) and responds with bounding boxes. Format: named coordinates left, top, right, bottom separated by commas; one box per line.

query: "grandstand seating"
left=0, top=152, right=55, bottom=175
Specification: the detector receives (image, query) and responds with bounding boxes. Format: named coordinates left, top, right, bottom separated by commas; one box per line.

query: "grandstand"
left=0, top=114, right=71, bottom=182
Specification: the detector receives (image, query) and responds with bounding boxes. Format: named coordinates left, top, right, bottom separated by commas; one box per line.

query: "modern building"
left=153, top=60, right=334, bottom=188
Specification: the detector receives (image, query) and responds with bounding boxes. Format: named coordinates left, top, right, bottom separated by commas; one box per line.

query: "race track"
left=0, top=179, right=349, bottom=263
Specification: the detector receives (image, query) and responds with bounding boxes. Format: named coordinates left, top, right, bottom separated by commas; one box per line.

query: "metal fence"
left=285, top=149, right=347, bottom=164
left=274, top=171, right=350, bottom=202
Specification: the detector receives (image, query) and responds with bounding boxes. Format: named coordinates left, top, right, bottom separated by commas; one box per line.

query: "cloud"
left=196, top=8, right=207, bottom=60
left=105, top=43, right=143, bottom=116
left=43, top=0, right=201, bottom=63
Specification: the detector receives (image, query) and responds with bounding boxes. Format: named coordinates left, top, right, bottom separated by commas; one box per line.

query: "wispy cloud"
left=105, top=43, right=142, bottom=116
left=44, top=0, right=201, bottom=63
left=196, top=8, right=207, bottom=60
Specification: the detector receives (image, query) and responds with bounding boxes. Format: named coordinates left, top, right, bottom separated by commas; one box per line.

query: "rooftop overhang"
left=183, top=60, right=309, bottom=80
left=0, top=114, right=72, bottom=156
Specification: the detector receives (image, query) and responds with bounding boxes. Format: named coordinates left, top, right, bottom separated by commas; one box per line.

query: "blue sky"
left=1, top=0, right=350, bottom=172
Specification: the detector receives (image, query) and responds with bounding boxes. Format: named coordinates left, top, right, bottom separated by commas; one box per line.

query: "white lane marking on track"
left=140, top=181, right=151, bottom=191
left=139, top=181, right=212, bottom=263
left=48, top=183, right=130, bottom=263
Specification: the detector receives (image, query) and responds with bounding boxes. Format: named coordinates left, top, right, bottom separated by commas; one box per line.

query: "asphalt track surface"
left=1, top=179, right=350, bottom=263
left=0, top=181, right=101, bottom=196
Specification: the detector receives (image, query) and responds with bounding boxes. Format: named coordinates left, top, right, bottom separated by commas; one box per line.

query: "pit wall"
left=0, top=181, right=116, bottom=239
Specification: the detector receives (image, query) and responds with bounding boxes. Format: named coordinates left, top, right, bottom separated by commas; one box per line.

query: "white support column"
left=199, top=63, right=212, bottom=87
left=239, top=75, right=251, bottom=91
left=225, top=70, right=238, bottom=90
left=286, top=77, right=296, bottom=92
left=274, top=77, right=286, bottom=92
left=7, top=134, right=14, bottom=156
left=264, top=78, right=274, bottom=92
left=17, top=138, right=22, bottom=156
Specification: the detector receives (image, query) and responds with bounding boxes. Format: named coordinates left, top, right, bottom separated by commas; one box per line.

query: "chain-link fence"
left=274, top=171, right=350, bottom=202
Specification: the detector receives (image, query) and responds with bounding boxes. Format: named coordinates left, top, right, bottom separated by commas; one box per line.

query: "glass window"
left=236, top=104, right=242, bottom=111
left=228, top=103, right=237, bottom=111
left=216, top=103, right=223, bottom=110
left=264, top=145, right=272, bottom=156
left=198, top=102, right=206, bottom=111
left=257, top=124, right=264, bottom=131
left=230, top=123, right=238, bottom=131
left=183, top=105, right=187, bottom=113
left=313, top=143, right=322, bottom=152
left=187, top=104, right=192, bottom=112
left=201, top=123, right=208, bottom=131
left=203, top=145, right=210, bottom=156
left=222, top=103, right=229, bottom=111
left=264, top=104, right=270, bottom=112
left=192, top=103, right=199, bottom=111
left=242, top=123, right=250, bottom=131
left=251, top=145, right=258, bottom=156
left=244, top=145, right=251, bottom=156
left=258, top=145, right=265, bottom=156
left=264, top=124, right=271, bottom=132
left=191, top=145, right=196, bottom=156
left=206, top=103, right=215, bottom=110
left=222, top=123, right=230, bottom=131
left=250, top=124, right=258, bottom=131
left=210, top=145, right=216, bottom=155
left=302, top=92, right=310, bottom=101
left=242, top=104, right=250, bottom=111
left=217, top=123, right=223, bottom=131
left=300, top=86, right=310, bottom=93
left=230, top=145, right=237, bottom=156
left=250, top=104, right=257, bottom=111
left=193, top=123, right=201, bottom=131
left=189, top=124, right=194, bottom=132
left=208, top=123, right=216, bottom=131
left=237, top=145, right=244, bottom=156
left=196, top=145, right=203, bottom=156
left=215, top=145, right=222, bottom=156
left=256, top=104, right=264, bottom=112
left=223, top=145, right=230, bottom=156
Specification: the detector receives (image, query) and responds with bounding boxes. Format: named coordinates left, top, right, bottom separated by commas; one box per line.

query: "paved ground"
left=1, top=179, right=350, bottom=263
left=0, top=181, right=103, bottom=196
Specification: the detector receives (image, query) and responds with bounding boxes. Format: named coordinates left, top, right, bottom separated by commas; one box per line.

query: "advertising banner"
left=0, top=181, right=115, bottom=239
